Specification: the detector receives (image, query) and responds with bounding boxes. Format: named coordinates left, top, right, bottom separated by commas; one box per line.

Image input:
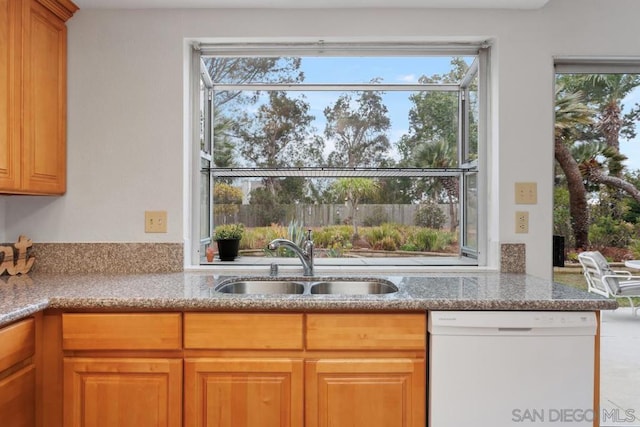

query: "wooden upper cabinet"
left=22, top=0, right=69, bottom=194
left=0, top=0, right=77, bottom=195
left=0, top=0, right=21, bottom=190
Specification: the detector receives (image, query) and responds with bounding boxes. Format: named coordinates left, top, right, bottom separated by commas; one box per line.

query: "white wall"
left=0, top=197, right=6, bottom=242
left=4, top=0, right=640, bottom=277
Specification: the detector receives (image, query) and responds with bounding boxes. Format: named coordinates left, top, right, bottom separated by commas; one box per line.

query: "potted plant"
left=213, top=223, right=244, bottom=261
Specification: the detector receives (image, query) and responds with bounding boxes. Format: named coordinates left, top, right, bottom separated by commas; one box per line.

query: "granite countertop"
left=0, top=271, right=617, bottom=327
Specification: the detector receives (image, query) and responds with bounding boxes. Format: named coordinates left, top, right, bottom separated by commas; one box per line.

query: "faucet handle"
left=306, top=229, right=313, bottom=241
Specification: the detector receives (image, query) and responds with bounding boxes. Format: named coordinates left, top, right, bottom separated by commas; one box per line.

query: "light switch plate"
left=145, top=211, right=167, bottom=233
left=515, top=182, right=537, bottom=204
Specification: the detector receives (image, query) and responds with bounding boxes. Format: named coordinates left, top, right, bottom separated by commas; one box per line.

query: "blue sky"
left=620, top=85, right=640, bottom=172
left=295, top=56, right=468, bottom=161
left=297, top=58, right=639, bottom=173
left=224, top=57, right=640, bottom=173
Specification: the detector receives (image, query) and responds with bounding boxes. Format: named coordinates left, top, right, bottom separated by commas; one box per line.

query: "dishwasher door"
left=428, top=311, right=597, bottom=427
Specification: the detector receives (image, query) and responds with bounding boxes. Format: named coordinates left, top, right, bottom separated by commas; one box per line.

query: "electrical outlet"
left=515, top=211, right=529, bottom=234
left=145, top=211, right=167, bottom=233
left=515, top=182, right=537, bottom=204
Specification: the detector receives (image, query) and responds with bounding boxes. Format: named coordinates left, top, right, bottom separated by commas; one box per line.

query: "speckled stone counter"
left=0, top=271, right=617, bottom=327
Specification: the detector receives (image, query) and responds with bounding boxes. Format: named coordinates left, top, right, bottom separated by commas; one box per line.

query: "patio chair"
left=578, top=251, right=640, bottom=316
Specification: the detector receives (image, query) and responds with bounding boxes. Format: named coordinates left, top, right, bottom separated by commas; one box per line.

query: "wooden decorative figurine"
left=0, top=235, right=35, bottom=276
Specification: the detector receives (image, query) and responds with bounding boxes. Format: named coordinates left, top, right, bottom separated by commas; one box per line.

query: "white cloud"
left=397, top=74, right=418, bottom=83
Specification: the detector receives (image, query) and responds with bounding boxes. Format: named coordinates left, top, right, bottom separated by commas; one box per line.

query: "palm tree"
left=580, top=146, right=640, bottom=205
left=413, top=140, right=459, bottom=232
left=331, top=178, right=380, bottom=238
left=581, top=74, right=640, bottom=156
left=554, top=85, right=594, bottom=250
left=555, top=79, right=640, bottom=250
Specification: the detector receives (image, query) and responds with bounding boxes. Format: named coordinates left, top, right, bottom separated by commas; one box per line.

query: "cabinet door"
left=185, top=358, right=304, bottom=427
left=0, top=0, right=21, bottom=191
left=63, top=358, right=182, bottom=427
left=0, top=364, right=36, bottom=427
left=21, top=0, right=66, bottom=194
left=306, top=358, right=425, bottom=427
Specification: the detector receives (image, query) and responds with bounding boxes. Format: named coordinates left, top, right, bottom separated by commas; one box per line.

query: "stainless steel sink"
left=215, top=280, right=305, bottom=295
left=214, top=277, right=398, bottom=295
left=310, top=280, right=398, bottom=295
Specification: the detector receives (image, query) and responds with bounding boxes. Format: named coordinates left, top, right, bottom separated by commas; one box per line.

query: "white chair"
left=578, top=251, right=640, bottom=316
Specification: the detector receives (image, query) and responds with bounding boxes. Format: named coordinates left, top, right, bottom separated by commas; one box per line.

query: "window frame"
left=188, top=42, right=489, bottom=269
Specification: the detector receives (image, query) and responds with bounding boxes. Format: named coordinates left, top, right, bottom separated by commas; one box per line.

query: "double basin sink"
left=215, top=277, right=398, bottom=296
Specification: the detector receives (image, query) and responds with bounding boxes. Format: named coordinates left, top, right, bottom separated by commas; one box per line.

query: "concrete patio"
left=600, top=307, right=640, bottom=426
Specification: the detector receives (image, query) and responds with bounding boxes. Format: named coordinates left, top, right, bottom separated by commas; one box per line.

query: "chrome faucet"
left=268, top=229, right=314, bottom=276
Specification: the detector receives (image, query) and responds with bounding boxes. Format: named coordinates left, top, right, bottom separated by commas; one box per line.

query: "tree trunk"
left=588, top=169, right=640, bottom=205
left=555, top=140, right=590, bottom=250
left=601, top=101, right=622, bottom=153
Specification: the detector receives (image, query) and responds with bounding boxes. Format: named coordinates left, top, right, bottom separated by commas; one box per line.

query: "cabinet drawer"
left=62, top=313, right=182, bottom=350
left=184, top=313, right=304, bottom=350
left=0, top=318, right=35, bottom=372
left=306, top=314, right=426, bottom=350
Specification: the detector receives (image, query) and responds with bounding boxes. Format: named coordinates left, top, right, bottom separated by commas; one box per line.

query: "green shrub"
left=553, top=187, right=575, bottom=249
left=363, top=207, right=389, bottom=227
left=409, top=228, right=456, bottom=252
left=411, top=229, right=439, bottom=251
left=565, top=250, right=579, bottom=263
left=629, top=240, right=640, bottom=259
left=248, top=187, right=285, bottom=226
left=364, top=223, right=402, bottom=250
left=589, top=216, right=634, bottom=248
left=375, top=236, right=397, bottom=251
left=313, top=226, right=352, bottom=248
left=414, top=201, right=446, bottom=229
left=400, top=243, right=419, bottom=252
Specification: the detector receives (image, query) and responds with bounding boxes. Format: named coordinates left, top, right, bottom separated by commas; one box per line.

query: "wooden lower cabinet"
left=0, top=317, right=36, bottom=427
left=55, top=312, right=426, bottom=427
left=0, top=364, right=36, bottom=427
left=305, top=358, right=425, bottom=427
left=184, top=358, right=304, bottom=427
left=63, top=357, right=182, bottom=427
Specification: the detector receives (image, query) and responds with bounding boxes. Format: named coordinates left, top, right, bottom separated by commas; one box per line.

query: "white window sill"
left=186, top=256, right=488, bottom=275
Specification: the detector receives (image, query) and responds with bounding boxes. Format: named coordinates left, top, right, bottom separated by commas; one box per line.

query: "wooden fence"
left=214, top=203, right=454, bottom=229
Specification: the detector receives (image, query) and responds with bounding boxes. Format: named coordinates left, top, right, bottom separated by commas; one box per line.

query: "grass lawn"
left=554, top=268, right=638, bottom=307
left=553, top=270, right=588, bottom=291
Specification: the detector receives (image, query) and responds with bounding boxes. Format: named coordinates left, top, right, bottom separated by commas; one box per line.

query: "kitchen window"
left=191, top=42, right=488, bottom=268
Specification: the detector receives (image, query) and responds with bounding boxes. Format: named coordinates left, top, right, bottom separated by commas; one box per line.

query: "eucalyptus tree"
left=206, top=57, right=304, bottom=168
left=324, top=88, right=391, bottom=168
left=231, top=91, right=323, bottom=224
left=233, top=91, right=320, bottom=169
left=205, top=57, right=303, bottom=109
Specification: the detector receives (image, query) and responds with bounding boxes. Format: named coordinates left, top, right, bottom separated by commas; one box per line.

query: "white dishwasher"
left=428, top=311, right=597, bottom=427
